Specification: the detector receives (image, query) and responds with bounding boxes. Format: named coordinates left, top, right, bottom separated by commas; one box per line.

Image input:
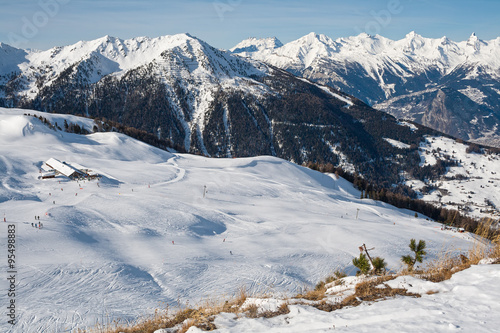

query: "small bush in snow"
left=372, top=257, right=387, bottom=275
left=401, top=239, right=427, bottom=271
left=353, top=253, right=371, bottom=275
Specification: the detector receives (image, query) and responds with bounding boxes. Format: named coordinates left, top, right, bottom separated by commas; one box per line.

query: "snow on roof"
left=45, top=158, right=82, bottom=178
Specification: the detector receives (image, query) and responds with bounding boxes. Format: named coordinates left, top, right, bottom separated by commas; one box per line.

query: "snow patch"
left=384, top=138, right=410, bottom=149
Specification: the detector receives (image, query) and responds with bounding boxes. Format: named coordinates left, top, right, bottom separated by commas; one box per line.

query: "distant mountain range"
left=3, top=32, right=500, bottom=192
left=0, top=33, right=449, bottom=185
left=230, top=32, right=500, bottom=146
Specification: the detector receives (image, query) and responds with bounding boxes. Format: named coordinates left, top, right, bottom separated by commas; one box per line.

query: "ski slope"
left=0, top=108, right=476, bottom=332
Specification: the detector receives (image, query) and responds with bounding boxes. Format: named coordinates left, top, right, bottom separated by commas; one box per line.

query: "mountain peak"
left=97, top=35, right=118, bottom=43
left=230, top=36, right=283, bottom=53
left=466, top=32, right=483, bottom=51
left=357, top=32, right=372, bottom=38
left=0, top=42, right=21, bottom=51
left=405, top=31, right=423, bottom=39
left=295, top=32, right=336, bottom=47
left=303, top=32, right=327, bottom=42
left=0, top=42, right=28, bottom=73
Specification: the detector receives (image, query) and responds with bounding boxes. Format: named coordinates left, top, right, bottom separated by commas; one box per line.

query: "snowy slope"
left=188, top=263, right=500, bottom=333
left=0, top=108, right=479, bottom=332
left=0, top=43, right=28, bottom=75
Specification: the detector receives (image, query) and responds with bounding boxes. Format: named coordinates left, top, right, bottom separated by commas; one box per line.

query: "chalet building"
left=41, top=158, right=99, bottom=180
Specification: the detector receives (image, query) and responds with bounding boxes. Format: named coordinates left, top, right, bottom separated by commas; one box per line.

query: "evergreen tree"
left=372, top=257, right=387, bottom=275
left=352, top=253, right=371, bottom=275
left=401, top=239, right=427, bottom=271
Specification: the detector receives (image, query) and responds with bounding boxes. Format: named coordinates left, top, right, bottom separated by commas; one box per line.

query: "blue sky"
left=1, top=0, right=499, bottom=50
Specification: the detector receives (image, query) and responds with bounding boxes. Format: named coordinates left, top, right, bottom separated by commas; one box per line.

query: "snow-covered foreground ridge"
left=0, top=108, right=477, bottom=332
left=185, top=263, right=500, bottom=333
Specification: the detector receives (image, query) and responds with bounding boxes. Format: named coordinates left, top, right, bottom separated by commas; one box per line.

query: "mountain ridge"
left=0, top=32, right=447, bottom=187
left=230, top=32, right=500, bottom=145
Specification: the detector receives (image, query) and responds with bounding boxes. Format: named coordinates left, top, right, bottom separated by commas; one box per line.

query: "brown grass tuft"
left=421, top=249, right=470, bottom=283
left=260, top=303, right=290, bottom=318
left=295, top=288, right=326, bottom=301
left=311, top=275, right=419, bottom=313
left=422, top=219, right=500, bottom=283
left=295, top=270, right=349, bottom=301
left=243, top=304, right=259, bottom=318
left=243, top=302, right=290, bottom=319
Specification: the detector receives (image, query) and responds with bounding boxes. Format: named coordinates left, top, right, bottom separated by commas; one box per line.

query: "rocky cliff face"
left=377, top=88, right=500, bottom=141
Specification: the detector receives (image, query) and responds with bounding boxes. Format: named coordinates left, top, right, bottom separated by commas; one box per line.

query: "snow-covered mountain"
left=1, top=33, right=277, bottom=152
left=2, top=33, right=500, bottom=197
left=0, top=108, right=480, bottom=332
left=231, top=32, right=500, bottom=145
left=230, top=37, right=283, bottom=54
left=0, top=33, right=450, bottom=186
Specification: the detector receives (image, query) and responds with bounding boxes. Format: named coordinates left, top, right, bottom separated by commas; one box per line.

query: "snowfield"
left=186, top=263, right=500, bottom=333
left=0, top=108, right=485, bottom=332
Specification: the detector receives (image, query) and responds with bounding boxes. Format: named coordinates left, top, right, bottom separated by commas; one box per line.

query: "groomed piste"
left=0, top=107, right=482, bottom=332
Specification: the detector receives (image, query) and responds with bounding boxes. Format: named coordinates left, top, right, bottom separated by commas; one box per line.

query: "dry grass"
left=243, top=304, right=259, bottom=318
left=295, top=270, right=348, bottom=301
left=294, top=280, right=327, bottom=301
left=89, top=288, right=249, bottom=333
left=471, top=219, right=500, bottom=261
left=344, top=275, right=420, bottom=305
left=242, top=302, right=290, bottom=319
left=295, top=288, right=327, bottom=301
left=423, top=219, right=500, bottom=282
left=421, top=248, right=470, bottom=282
left=85, top=286, right=289, bottom=333
left=312, top=275, right=420, bottom=312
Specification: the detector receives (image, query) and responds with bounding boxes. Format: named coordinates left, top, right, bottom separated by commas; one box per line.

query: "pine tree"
left=372, top=257, right=387, bottom=275
left=352, top=253, right=370, bottom=275
left=401, top=239, right=427, bottom=271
